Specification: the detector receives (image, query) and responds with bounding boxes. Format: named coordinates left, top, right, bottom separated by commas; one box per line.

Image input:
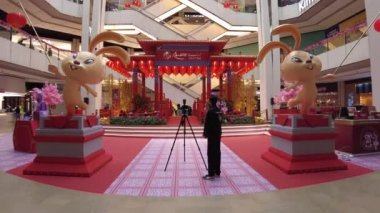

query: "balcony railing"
left=304, top=22, right=368, bottom=55
left=0, top=20, right=75, bottom=62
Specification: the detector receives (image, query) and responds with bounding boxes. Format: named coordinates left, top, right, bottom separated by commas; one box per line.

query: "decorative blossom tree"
left=33, top=83, right=63, bottom=115
left=42, top=83, right=63, bottom=107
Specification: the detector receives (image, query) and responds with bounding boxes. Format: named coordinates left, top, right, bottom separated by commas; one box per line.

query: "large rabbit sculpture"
left=48, top=32, right=130, bottom=115
left=257, top=24, right=333, bottom=114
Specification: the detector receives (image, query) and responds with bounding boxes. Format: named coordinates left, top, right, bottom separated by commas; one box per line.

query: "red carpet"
left=166, top=116, right=201, bottom=126
left=222, top=135, right=374, bottom=189
left=7, top=137, right=150, bottom=193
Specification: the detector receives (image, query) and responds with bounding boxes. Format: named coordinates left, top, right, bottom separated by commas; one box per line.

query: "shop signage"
left=157, top=50, right=209, bottom=61
left=298, top=0, right=320, bottom=13
left=184, top=12, right=204, bottom=18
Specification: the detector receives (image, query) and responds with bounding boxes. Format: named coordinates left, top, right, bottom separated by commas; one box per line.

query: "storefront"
left=344, top=77, right=372, bottom=107
left=316, top=82, right=338, bottom=107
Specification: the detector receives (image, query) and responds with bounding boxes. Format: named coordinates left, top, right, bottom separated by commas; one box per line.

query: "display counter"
left=335, top=119, right=380, bottom=154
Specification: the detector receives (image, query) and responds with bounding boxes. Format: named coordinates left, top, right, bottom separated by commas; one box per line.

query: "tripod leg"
left=164, top=117, right=183, bottom=171
left=185, top=116, right=208, bottom=170
left=183, top=116, right=186, bottom=162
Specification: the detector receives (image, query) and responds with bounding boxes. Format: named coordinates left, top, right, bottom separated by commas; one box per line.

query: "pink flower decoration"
left=41, top=83, right=63, bottom=106
left=273, top=85, right=303, bottom=105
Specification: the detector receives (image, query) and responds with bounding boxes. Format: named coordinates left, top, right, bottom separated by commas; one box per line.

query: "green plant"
left=132, top=95, right=152, bottom=113
left=109, top=116, right=166, bottom=126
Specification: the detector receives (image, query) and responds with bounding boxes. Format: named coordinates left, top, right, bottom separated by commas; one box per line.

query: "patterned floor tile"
left=106, top=138, right=277, bottom=197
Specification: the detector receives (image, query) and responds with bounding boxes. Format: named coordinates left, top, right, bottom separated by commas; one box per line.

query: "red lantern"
left=6, top=12, right=27, bottom=28
left=233, top=4, right=238, bottom=9
left=180, top=67, right=186, bottom=76
left=137, top=2, right=142, bottom=7
left=224, top=2, right=230, bottom=8
left=221, top=60, right=226, bottom=67
left=132, top=60, right=137, bottom=68
left=124, top=3, right=131, bottom=8
left=375, top=19, right=380, bottom=32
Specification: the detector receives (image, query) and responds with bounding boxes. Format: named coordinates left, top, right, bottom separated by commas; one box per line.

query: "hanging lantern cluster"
left=157, top=65, right=207, bottom=76
left=106, top=59, right=131, bottom=78
left=211, top=60, right=256, bottom=77
left=223, top=0, right=238, bottom=10
left=130, top=59, right=155, bottom=77
left=124, top=0, right=142, bottom=8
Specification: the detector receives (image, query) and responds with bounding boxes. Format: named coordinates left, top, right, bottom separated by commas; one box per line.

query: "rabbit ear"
left=271, top=24, right=301, bottom=50
left=256, top=41, right=291, bottom=64
left=89, top=31, right=126, bottom=52
left=95, top=46, right=130, bottom=65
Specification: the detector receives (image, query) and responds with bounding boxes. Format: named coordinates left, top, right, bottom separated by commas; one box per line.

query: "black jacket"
left=203, top=106, right=222, bottom=138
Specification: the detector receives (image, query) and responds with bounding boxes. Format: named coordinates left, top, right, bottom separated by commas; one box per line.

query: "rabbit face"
left=61, top=51, right=104, bottom=84
left=281, top=51, right=321, bottom=83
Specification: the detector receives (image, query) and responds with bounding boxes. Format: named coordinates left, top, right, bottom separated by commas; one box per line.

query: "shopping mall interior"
left=1, top=0, right=380, bottom=212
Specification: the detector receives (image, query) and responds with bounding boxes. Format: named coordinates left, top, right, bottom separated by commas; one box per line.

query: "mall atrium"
left=0, top=0, right=380, bottom=212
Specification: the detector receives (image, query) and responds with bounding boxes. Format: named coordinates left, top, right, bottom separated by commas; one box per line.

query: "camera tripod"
left=164, top=114, right=208, bottom=171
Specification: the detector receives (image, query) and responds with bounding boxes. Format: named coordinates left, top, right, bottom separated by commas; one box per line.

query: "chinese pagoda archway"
left=106, top=40, right=256, bottom=117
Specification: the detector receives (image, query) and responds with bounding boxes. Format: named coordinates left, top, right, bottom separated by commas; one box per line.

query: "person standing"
left=15, top=106, right=21, bottom=120
left=203, top=96, right=222, bottom=180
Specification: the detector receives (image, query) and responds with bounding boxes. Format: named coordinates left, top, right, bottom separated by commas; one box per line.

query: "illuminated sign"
left=298, top=0, right=320, bottom=13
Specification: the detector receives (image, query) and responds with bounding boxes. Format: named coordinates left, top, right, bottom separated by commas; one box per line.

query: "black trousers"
left=207, top=135, right=221, bottom=176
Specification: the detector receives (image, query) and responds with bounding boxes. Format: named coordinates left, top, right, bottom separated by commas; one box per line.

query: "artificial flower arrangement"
left=31, top=83, right=63, bottom=118
left=273, top=85, right=303, bottom=108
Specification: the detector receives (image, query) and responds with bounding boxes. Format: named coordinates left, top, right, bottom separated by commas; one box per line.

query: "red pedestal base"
left=23, top=115, right=112, bottom=177
left=23, top=149, right=112, bottom=177
left=263, top=114, right=347, bottom=174
left=13, top=120, right=39, bottom=153
left=262, top=147, right=347, bottom=174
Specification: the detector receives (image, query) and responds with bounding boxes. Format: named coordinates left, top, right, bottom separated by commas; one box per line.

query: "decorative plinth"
left=13, top=120, right=39, bottom=153
left=23, top=115, right=112, bottom=177
left=262, top=114, right=347, bottom=174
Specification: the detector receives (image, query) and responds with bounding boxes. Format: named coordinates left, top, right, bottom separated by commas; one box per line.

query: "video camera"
left=180, top=99, right=191, bottom=116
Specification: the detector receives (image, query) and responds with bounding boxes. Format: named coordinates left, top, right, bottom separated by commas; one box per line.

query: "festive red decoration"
left=132, top=60, right=137, bottom=67
left=375, top=19, right=380, bottom=32
left=233, top=4, right=238, bottom=9
left=124, top=3, right=131, bottom=8
left=6, top=12, right=27, bottom=28
left=224, top=2, right=231, bottom=8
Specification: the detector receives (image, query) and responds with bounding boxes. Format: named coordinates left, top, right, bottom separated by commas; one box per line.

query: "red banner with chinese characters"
left=157, top=50, right=209, bottom=61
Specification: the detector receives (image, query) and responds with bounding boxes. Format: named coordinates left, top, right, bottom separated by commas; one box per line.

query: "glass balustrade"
left=304, top=22, right=368, bottom=55
left=0, top=20, right=75, bottom=61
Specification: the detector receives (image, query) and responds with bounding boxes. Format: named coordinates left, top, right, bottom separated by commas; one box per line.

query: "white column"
left=257, top=0, right=273, bottom=120
left=365, top=0, right=380, bottom=111
left=81, top=0, right=91, bottom=51
left=271, top=0, right=281, bottom=104
left=81, top=0, right=106, bottom=115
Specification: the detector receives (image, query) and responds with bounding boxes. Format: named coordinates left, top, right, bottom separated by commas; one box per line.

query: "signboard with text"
left=157, top=50, right=209, bottom=61
left=298, top=0, right=320, bottom=13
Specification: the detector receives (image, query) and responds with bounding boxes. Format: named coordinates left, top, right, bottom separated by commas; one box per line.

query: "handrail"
left=186, top=21, right=213, bottom=37
left=137, top=7, right=197, bottom=40
left=162, top=75, right=200, bottom=99
left=183, top=76, right=202, bottom=88
left=0, top=20, right=75, bottom=61
left=105, top=3, right=194, bottom=40
left=143, top=0, right=162, bottom=10
left=303, top=22, right=367, bottom=55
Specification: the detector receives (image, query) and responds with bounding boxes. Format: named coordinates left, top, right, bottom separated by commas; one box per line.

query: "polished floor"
left=1, top=113, right=380, bottom=212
